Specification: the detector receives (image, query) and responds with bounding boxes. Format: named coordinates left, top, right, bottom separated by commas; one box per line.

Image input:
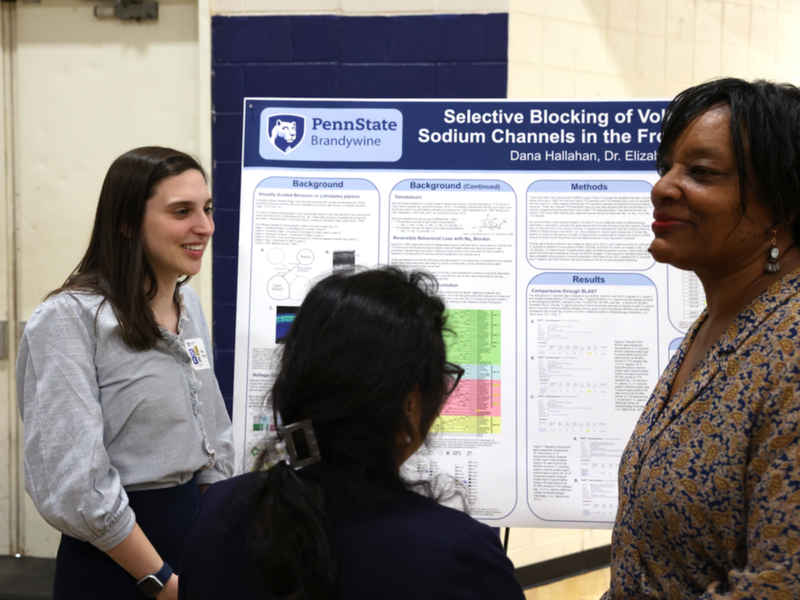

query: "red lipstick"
left=651, top=214, right=685, bottom=234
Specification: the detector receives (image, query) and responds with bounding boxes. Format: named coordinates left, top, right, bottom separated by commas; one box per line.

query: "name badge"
left=184, top=338, right=211, bottom=371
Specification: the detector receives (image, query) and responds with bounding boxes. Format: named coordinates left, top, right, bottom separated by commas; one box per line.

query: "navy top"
left=179, top=471, right=525, bottom=599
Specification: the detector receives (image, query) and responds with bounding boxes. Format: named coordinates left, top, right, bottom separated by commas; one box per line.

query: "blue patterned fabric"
left=605, top=270, right=800, bottom=600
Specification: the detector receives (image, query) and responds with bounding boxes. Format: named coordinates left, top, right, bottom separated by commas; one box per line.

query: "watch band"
left=136, top=562, right=173, bottom=598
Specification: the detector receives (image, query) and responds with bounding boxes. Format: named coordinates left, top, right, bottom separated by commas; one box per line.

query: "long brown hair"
left=49, top=146, right=207, bottom=351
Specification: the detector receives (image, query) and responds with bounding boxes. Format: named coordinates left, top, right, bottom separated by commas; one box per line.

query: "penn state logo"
left=267, top=115, right=305, bottom=153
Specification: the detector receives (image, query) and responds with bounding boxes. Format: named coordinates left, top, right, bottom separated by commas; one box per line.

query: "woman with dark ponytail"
left=179, top=267, right=524, bottom=600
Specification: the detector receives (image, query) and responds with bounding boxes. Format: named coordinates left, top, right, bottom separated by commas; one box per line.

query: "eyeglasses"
left=443, top=362, right=465, bottom=395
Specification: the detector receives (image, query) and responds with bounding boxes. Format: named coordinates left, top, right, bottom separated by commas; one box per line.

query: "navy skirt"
left=53, top=479, right=201, bottom=600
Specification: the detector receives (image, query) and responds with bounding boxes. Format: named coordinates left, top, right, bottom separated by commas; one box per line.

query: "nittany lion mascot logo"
left=267, top=114, right=305, bottom=153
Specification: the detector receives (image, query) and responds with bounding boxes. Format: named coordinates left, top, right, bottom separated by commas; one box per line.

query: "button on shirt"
left=17, top=286, right=234, bottom=552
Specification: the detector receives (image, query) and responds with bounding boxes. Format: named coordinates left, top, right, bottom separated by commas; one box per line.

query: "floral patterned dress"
left=604, top=270, right=800, bottom=600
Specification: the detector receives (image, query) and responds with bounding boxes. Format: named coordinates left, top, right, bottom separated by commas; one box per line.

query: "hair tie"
left=280, top=420, right=322, bottom=470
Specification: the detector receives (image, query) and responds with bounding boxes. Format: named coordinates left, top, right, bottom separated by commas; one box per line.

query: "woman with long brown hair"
left=17, top=147, right=234, bottom=599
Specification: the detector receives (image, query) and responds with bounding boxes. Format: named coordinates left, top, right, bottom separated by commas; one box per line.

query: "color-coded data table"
left=435, top=309, right=502, bottom=434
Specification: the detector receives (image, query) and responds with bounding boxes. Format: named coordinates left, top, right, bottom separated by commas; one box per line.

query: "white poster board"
left=232, top=98, right=704, bottom=528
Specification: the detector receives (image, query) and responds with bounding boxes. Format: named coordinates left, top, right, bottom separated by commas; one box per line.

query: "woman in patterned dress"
left=604, top=79, right=800, bottom=599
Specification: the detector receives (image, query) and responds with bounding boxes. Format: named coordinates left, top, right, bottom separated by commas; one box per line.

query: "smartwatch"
left=136, top=562, right=173, bottom=598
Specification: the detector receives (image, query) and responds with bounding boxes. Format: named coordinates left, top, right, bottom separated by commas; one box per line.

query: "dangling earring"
left=766, top=231, right=780, bottom=274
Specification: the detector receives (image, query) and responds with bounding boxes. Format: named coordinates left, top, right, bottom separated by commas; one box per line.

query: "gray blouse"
left=16, top=286, right=234, bottom=552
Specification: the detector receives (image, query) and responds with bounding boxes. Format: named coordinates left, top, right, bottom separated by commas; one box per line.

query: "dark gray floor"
left=0, top=549, right=603, bottom=598
left=0, top=556, right=54, bottom=600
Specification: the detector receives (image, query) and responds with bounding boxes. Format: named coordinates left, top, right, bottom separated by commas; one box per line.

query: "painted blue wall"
left=211, top=13, right=509, bottom=412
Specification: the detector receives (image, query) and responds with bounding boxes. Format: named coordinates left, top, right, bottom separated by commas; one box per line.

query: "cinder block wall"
left=508, top=0, right=800, bottom=98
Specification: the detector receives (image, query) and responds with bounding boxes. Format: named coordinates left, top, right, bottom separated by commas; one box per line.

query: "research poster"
left=232, top=98, right=704, bottom=528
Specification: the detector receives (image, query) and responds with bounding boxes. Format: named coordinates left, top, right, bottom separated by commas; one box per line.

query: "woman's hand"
left=106, top=524, right=175, bottom=598
left=156, top=574, right=178, bottom=600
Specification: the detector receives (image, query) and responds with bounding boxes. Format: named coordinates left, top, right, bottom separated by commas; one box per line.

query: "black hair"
left=49, top=146, right=207, bottom=350
left=250, top=267, right=451, bottom=600
left=658, top=78, right=800, bottom=241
